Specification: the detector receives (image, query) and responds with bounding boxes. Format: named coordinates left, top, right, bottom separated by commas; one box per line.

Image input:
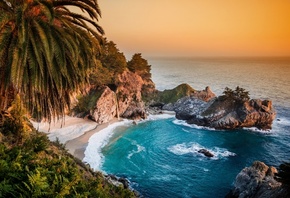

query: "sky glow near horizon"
left=97, top=0, right=290, bottom=58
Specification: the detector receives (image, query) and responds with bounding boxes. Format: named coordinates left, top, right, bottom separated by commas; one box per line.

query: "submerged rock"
left=226, top=161, right=288, bottom=198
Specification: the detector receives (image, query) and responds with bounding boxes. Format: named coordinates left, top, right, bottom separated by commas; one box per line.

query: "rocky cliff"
left=74, top=69, right=153, bottom=123
left=163, top=88, right=276, bottom=130
left=116, top=70, right=147, bottom=120
left=226, top=161, right=288, bottom=198
left=89, top=87, right=118, bottom=124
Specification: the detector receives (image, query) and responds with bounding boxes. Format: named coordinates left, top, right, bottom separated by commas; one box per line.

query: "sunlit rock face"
left=116, top=70, right=147, bottom=120
left=87, top=69, right=151, bottom=123
left=191, top=86, right=216, bottom=102
left=163, top=89, right=276, bottom=130
left=90, top=86, right=118, bottom=124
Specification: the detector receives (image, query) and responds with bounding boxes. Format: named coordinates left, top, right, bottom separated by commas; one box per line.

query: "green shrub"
left=222, top=86, right=250, bottom=103
left=0, top=101, right=136, bottom=197
left=157, top=83, right=195, bottom=104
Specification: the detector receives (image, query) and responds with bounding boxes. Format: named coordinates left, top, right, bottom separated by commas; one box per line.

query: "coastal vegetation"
left=155, top=83, right=195, bottom=104
left=0, top=1, right=287, bottom=197
left=0, top=0, right=104, bottom=122
left=0, top=0, right=137, bottom=196
left=0, top=98, right=135, bottom=197
left=222, top=86, right=250, bottom=103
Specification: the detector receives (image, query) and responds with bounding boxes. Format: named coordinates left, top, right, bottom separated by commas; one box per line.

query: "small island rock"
left=163, top=88, right=276, bottom=130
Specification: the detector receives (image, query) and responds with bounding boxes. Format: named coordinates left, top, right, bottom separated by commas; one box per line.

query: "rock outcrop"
left=116, top=70, right=147, bottom=120
left=226, top=161, right=288, bottom=198
left=75, top=69, right=149, bottom=123
left=162, top=86, right=216, bottom=114
left=187, top=98, right=276, bottom=130
left=163, top=89, right=276, bottom=130
left=90, top=87, right=118, bottom=124
left=191, top=86, right=216, bottom=102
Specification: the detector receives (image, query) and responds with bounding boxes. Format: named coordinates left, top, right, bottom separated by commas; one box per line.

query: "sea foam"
left=172, top=119, right=216, bottom=131
left=84, top=112, right=175, bottom=171
left=168, top=142, right=236, bottom=160
left=83, top=120, right=131, bottom=171
left=127, top=143, right=146, bottom=159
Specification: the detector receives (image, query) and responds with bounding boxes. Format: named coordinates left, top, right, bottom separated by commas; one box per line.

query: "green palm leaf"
left=0, top=0, right=104, bottom=122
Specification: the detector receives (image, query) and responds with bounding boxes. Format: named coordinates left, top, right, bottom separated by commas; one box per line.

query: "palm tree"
left=0, top=0, right=104, bottom=122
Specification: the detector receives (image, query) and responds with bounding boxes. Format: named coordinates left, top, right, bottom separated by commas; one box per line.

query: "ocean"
left=84, top=57, right=290, bottom=198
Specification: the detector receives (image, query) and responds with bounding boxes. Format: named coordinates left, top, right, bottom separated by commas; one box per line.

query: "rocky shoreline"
left=69, top=68, right=282, bottom=197
left=226, top=161, right=288, bottom=198
left=74, top=69, right=276, bottom=131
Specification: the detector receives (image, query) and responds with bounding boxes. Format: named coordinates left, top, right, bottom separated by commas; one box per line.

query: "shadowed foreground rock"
left=226, top=161, right=288, bottom=198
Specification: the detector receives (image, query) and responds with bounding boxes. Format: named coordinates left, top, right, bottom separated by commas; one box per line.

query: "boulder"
left=198, top=149, right=214, bottom=158
left=90, top=86, right=117, bottom=124
left=226, top=161, right=287, bottom=198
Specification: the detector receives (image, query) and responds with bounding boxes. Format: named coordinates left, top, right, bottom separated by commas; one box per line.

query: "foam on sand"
left=83, top=120, right=131, bottom=171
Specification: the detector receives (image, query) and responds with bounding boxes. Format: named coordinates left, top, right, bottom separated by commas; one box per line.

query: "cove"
left=99, top=117, right=286, bottom=198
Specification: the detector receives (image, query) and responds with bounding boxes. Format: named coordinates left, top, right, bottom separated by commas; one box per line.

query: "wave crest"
left=168, top=142, right=236, bottom=160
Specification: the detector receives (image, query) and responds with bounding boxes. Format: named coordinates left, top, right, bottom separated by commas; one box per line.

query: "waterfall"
left=115, top=93, right=120, bottom=120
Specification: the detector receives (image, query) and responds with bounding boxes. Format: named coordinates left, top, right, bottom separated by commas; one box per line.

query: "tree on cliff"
left=0, top=0, right=104, bottom=122
left=127, top=53, right=152, bottom=79
left=100, top=40, right=127, bottom=75
left=223, top=86, right=250, bottom=103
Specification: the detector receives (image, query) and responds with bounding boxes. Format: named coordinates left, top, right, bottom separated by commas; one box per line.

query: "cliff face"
left=226, top=161, right=288, bottom=198
left=187, top=98, right=276, bottom=130
left=90, top=87, right=118, bottom=124
left=116, top=70, right=147, bottom=120
left=75, top=69, right=152, bottom=124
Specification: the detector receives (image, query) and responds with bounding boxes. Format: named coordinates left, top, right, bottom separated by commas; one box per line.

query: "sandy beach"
left=32, top=112, right=175, bottom=166
left=65, top=118, right=120, bottom=160
left=32, top=116, right=121, bottom=160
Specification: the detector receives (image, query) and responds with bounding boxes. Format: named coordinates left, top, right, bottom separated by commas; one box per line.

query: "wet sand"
left=65, top=118, right=120, bottom=160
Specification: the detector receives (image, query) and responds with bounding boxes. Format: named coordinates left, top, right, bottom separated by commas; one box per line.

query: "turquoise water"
left=101, top=118, right=289, bottom=198
left=85, top=57, right=290, bottom=197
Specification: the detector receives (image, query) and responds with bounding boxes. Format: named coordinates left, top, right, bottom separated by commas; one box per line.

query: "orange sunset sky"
left=96, top=0, right=290, bottom=58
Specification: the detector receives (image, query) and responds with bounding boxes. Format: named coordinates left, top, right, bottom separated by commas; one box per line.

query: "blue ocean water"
left=87, top=57, right=290, bottom=198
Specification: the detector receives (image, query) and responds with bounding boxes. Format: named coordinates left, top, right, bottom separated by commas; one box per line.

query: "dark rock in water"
left=226, top=161, right=288, bottom=198
left=118, top=177, right=130, bottom=189
left=106, top=175, right=130, bottom=189
left=198, top=149, right=214, bottom=158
